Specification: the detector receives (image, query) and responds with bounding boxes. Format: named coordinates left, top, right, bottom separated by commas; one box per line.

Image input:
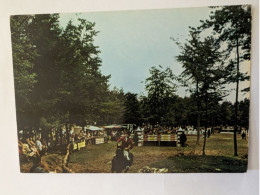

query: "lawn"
left=20, top=133, right=248, bottom=173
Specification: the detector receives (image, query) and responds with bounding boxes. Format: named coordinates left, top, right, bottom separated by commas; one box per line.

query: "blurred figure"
left=180, top=132, right=187, bottom=147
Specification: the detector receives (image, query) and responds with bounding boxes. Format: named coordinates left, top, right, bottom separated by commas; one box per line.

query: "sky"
left=59, top=7, right=250, bottom=102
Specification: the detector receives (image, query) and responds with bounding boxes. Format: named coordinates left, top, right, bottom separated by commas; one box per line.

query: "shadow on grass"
left=150, top=155, right=248, bottom=173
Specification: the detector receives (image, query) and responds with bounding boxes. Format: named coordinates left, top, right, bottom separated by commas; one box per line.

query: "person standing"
left=207, top=129, right=211, bottom=138
left=133, top=131, right=139, bottom=146
left=180, top=131, right=187, bottom=147
left=35, top=136, right=45, bottom=163
left=241, top=129, right=246, bottom=140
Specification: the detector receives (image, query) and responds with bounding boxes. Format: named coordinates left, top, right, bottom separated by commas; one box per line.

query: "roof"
left=86, top=125, right=104, bottom=131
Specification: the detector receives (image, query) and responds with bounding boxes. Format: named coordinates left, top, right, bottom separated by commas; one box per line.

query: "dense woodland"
left=11, top=6, right=251, bottom=155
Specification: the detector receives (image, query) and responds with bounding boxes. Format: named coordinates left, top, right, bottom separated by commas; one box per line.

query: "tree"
left=11, top=14, right=113, bottom=138
left=238, top=98, right=250, bottom=129
left=124, top=92, right=141, bottom=125
left=144, top=65, right=177, bottom=125
left=175, top=28, right=226, bottom=154
left=219, top=101, right=233, bottom=126
left=57, top=18, right=110, bottom=128
left=174, top=27, right=204, bottom=145
left=200, top=5, right=251, bottom=156
left=100, top=87, right=125, bottom=125
left=197, top=36, right=226, bottom=155
left=27, top=14, right=65, bottom=137
left=171, top=96, right=196, bottom=127
left=10, top=15, right=38, bottom=130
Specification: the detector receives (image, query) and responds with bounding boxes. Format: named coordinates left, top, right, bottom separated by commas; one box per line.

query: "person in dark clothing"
left=30, top=156, right=48, bottom=173
left=133, top=132, right=139, bottom=146
left=180, top=131, right=187, bottom=147
left=241, top=130, right=246, bottom=140
left=207, top=129, right=211, bottom=138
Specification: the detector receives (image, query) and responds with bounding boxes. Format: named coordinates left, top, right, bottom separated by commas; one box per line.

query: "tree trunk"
left=202, top=92, right=208, bottom=156
left=211, top=112, right=214, bottom=135
left=196, top=112, right=201, bottom=145
left=234, top=29, right=240, bottom=156
left=196, top=81, right=201, bottom=145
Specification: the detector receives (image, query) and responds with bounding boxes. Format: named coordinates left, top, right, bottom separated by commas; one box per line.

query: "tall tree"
left=174, top=27, right=205, bottom=145
left=11, top=14, right=112, bottom=137
left=175, top=29, right=226, bottom=153
left=27, top=14, right=65, bottom=137
left=57, top=18, right=110, bottom=128
left=200, top=5, right=251, bottom=156
left=10, top=15, right=38, bottom=130
left=198, top=36, right=225, bottom=155
left=144, top=65, right=177, bottom=125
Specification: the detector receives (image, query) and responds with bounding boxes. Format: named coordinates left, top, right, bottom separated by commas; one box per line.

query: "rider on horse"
left=116, top=131, right=134, bottom=161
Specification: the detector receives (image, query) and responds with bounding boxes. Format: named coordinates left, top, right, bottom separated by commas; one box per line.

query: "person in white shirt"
left=36, top=137, right=43, bottom=151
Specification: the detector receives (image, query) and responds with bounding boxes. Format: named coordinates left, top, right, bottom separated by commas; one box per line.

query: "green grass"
left=20, top=133, right=248, bottom=173
left=150, top=155, right=247, bottom=173
left=67, top=133, right=248, bottom=173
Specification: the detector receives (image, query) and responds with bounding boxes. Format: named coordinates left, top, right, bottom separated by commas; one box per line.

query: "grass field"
left=20, top=133, right=248, bottom=173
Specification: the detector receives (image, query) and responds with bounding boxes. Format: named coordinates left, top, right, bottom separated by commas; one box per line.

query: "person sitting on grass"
left=116, top=131, right=134, bottom=161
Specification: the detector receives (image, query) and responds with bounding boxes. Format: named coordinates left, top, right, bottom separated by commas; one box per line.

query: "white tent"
left=86, top=125, right=104, bottom=131
left=104, top=125, right=123, bottom=129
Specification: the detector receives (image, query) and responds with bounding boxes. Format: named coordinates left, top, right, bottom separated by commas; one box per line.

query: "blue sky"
left=59, top=7, right=250, bottom=102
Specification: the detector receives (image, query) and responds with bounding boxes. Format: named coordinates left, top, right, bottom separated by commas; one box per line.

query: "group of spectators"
left=18, top=135, right=47, bottom=162
left=143, top=125, right=187, bottom=135
left=69, top=130, right=97, bottom=145
left=110, top=130, right=139, bottom=146
left=18, top=125, right=193, bottom=162
left=110, top=130, right=126, bottom=142
left=18, top=128, right=113, bottom=159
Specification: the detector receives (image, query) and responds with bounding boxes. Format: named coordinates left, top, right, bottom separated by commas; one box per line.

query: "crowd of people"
left=18, top=135, right=47, bottom=162
left=142, top=125, right=195, bottom=135
left=20, top=124, right=244, bottom=165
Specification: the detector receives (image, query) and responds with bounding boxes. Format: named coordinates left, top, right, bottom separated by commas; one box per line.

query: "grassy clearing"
left=150, top=155, right=247, bottom=173
left=20, top=133, right=248, bottom=173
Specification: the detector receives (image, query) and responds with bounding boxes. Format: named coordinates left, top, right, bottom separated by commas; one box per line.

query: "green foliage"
left=11, top=14, right=113, bottom=131
left=57, top=18, right=110, bottom=126
left=202, top=5, right=251, bottom=59
left=175, top=26, right=227, bottom=149
left=200, top=5, right=251, bottom=156
left=144, top=65, right=177, bottom=125
left=10, top=15, right=38, bottom=129
left=11, top=8, right=250, bottom=134
left=99, top=87, right=125, bottom=125
left=124, top=92, right=141, bottom=125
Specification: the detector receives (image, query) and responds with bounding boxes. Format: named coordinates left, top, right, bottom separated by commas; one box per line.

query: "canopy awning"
left=86, top=125, right=104, bottom=131
left=104, top=125, right=124, bottom=129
